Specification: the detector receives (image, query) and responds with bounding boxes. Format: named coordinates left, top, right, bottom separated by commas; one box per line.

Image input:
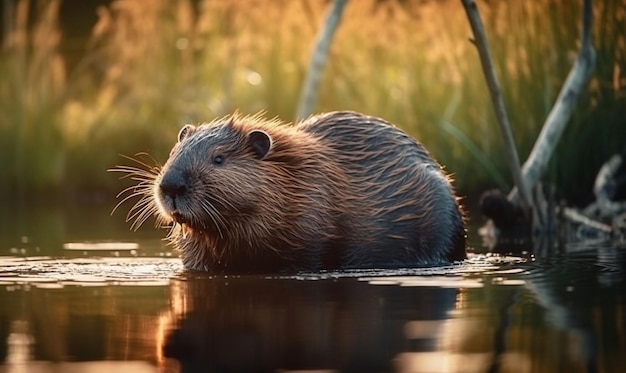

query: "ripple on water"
left=0, top=253, right=529, bottom=288
left=281, top=253, right=528, bottom=288
left=0, top=256, right=184, bottom=287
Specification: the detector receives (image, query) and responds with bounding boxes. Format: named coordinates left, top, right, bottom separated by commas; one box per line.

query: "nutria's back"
left=132, top=111, right=465, bottom=273
left=298, top=112, right=466, bottom=267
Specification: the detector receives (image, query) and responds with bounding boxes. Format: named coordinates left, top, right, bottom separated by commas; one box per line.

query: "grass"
left=0, top=0, right=66, bottom=198
left=0, top=0, right=624, bottom=205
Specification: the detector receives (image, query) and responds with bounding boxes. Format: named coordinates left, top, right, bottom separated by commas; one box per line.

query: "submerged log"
left=479, top=152, right=626, bottom=253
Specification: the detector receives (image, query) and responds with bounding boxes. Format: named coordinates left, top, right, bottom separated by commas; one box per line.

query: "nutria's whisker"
left=126, top=195, right=154, bottom=221
left=204, top=190, right=240, bottom=214
left=108, top=164, right=153, bottom=175
left=110, top=154, right=162, bottom=230
left=130, top=202, right=158, bottom=231
left=199, top=200, right=225, bottom=239
left=112, top=184, right=152, bottom=215
left=112, top=189, right=145, bottom=215
left=108, top=166, right=160, bottom=184
left=114, top=182, right=151, bottom=199
left=117, top=153, right=162, bottom=171
left=126, top=198, right=152, bottom=221
left=155, top=215, right=169, bottom=230
left=129, top=175, right=158, bottom=183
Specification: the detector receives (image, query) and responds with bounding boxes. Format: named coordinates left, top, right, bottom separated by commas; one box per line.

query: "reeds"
left=1, top=0, right=65, bottom=199
left=1, top=0, right=624, bottom=203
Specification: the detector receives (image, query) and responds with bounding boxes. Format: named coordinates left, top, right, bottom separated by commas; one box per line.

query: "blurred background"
left=0, top=5, right=624, bottom=370
left=0, top=0, right=624, bottom=209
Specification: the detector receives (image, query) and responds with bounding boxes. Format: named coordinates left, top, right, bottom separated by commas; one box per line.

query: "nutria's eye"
left=213, top=155, right=224, bottom=165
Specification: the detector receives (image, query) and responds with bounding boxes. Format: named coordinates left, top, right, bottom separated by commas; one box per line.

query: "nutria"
left=115, top=111, right=466, bottom=273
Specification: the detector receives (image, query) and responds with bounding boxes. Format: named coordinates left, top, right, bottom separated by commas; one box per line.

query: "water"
left=0, top=204, right=625, bottom=373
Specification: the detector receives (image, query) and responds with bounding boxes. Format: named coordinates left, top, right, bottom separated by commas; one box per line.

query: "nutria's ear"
left=248, top=130, right=272, bottom=159
left=178, top=124, right=196, bottom=142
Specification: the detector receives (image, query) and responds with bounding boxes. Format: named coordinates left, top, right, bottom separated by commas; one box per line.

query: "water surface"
left=0, top=204, right=624, bottom=372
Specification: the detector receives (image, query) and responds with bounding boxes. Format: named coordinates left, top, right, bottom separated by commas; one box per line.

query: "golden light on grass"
left=0, top=0, right=624, bottom=198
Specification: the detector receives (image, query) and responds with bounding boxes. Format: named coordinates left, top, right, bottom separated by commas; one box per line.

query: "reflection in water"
left=0, top=282, right=171, bottom=373
left=521, top=248, right=626, bottom=372
left=0, top=252, right=624, bottom=372
left=154, top=249, right=626, bottom=373
left=160, top=276, right=461, bottom=373
left=0, top=202, right=625, bottom=372
left=6, top=320, right=33, bottom=371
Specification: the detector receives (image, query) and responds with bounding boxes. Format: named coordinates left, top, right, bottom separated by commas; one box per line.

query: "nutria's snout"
left=156, top=167, right=192, bottom=224
left=159, top=171, right=188, bottom=201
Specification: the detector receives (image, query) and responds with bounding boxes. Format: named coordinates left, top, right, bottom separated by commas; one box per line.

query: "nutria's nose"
left=159, top=174, right=187, bottom=198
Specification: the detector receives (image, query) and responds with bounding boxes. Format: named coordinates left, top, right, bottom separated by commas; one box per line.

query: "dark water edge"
left=0, top=205, right=625, bottom=372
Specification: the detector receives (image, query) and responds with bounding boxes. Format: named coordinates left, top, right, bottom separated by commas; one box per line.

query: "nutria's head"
left=150, top=114, right=342, bottom=272
left=154, top=116, right=275, bottom=238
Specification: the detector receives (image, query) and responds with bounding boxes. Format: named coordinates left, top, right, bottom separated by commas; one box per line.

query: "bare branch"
left=296, top=0, right=348, bottom=120
left=509, top=0, right=595, bottom=203
left=460, top=0, right=534, bottom=212
left=563, top=208, right=612, bottom=234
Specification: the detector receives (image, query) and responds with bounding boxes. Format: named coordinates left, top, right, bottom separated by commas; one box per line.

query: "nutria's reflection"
left=161, top=275, right=459, bottom=373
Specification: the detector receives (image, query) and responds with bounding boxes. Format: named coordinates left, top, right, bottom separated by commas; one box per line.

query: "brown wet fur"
left=117, top=111, right=466, bottom=273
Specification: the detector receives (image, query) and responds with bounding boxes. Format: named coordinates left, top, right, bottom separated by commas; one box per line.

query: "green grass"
left=0, top=0, right=65, bottom=198
left=0, top=0, right=624, bottom=204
